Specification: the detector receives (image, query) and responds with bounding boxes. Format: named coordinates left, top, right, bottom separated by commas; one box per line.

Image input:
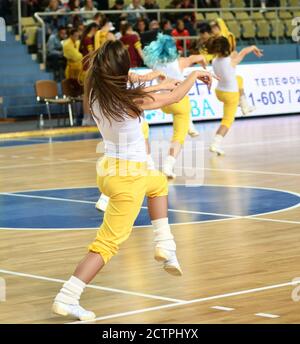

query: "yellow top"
left=63, top=38, right=83, bottom=63
left=199, top=48, right=215, bottom=64
left=94, top=30, right=109, bottom=50
left=217, top=18, right=236, bottom=52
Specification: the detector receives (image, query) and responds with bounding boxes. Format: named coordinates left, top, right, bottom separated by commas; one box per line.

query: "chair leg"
left=68, top=102, right=74, bottom=127
left=46, top=102, right=52, bottom=128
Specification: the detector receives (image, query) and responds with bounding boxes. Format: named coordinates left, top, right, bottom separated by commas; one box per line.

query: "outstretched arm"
left=142, top=78, right=180, bottom=93
left=139, top=71, right=214, bottom=111
left=129, top=70, right=166, bottom=83
left=179, top=55, right=207, bottom=70
left=231, top=45, right=263, bottom=66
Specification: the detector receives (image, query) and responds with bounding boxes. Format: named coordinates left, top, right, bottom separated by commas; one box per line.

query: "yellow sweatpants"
left=88, top=157, right=168, bottom=264
left=236, top=75, right=244, bottom=90
left=162, top=95, right=191, bottom=145
left=141, top=120, right=149, bottom=140
left=215, top=89, right=240, bottom=129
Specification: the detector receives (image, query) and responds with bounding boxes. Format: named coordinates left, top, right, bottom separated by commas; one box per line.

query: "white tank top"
left=92, top=101, right=147, bottom=162
left=153, top=59, right=184, bottom=81
left=212, top=56, right=238, bottom=92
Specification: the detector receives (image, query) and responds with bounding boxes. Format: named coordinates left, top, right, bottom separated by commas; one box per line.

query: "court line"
left=201, top=167, right=300, bottom=178
left=5, top=191, right=299, bottom=225
left=248, top=217, right=300, bottom=225
left=1, top=132, right=300, bottom=149
left=0, top=269, right=184, bottom=304
left=0, top=217, right=238, bottom=231
left=1, top=152, right=299, bottom=177
left=0, top=158, right=96, bottom=170
left=0, top=192, right=240, bottom=219
left=255, top=313, right=280, bottom=319
left=69, top=279, right=300, bottom=323
left=211, top=306, right=235, bottom=311
left=0, top=184, right=299, bottom=230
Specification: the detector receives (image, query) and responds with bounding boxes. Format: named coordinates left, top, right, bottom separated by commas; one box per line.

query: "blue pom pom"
left=143, top=33, right=179, bottom=68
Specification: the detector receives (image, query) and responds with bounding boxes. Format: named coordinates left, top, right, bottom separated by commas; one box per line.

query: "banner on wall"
left=134, top=61, right=300, bottom=124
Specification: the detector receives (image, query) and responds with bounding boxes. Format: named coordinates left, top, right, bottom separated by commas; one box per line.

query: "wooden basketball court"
left=0, top=114, right=299, bottom=324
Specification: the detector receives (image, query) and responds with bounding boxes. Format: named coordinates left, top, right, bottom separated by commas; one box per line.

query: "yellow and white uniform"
left=89, top=104, right=168, bottom=264
left=94, top=30, right=109, bottom=50
left=153, top=59, right=191, bottom=145
left=212, top=56, right=240, bottom=128
left=63, top=38, right=83, bottom=81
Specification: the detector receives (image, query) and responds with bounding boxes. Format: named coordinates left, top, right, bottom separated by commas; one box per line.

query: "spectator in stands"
left=63, top=27, right=83, bottom=80
left=68, top=0, right=83, bottom=28
left=180, top=0, right=195, bottom=23
left=245, top=0, right=279, bottom=9
left=126, top=0, right=147, bottom=26
left=171, top=19, right=190, bottom=54
left=94, top=0, right=109, bottom=10
left=161, top=19, right=173, bottom=35
left=47, top=25, right=67, bottom=80
left=45, top=0, right=68, bottom=35
left=94, top=16, right=116, bottom=50
left=80, top=22, right=98, bottom=72
left=120, top=21, right=143, bottom=67
left=109, top=0, right=126, bottom=32
left=22, top=0, right=43, bottom=17
left=93, top=13, right=102, bottom=26
left=197, top=0, right=220, bottom=7
left=165, top=0, right=181, bottom=24
left=197, top=21, right=214, bottom=64
left=135, top=18, right=148, bottom=35
left=47, top=25, right=66, bottom=59
left=144, top=0, right=160, bottom=22
left=80, top=0, right=98, bottom=21
left=140, top=19, right=160, bottom=47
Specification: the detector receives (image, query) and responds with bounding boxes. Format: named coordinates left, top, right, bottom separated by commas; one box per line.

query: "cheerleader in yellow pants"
left=207, top=37, right=263, bottom=155
left=95, top=71, right=175, bottom=212
left=143, top=34, right=207, bottom=178
left=210, top=18, right=256, bottom=115
left=52, top=40, right=213, bottom=321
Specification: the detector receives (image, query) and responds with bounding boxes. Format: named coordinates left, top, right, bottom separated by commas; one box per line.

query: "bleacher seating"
left=0, top=30, right=61, bottom=118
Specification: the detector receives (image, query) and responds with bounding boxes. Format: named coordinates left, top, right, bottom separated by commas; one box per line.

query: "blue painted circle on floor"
left=0, top=185, right=299, bottom=229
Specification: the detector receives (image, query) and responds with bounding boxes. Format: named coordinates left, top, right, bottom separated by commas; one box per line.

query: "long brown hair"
left=85, top=40, right=148, bottom=122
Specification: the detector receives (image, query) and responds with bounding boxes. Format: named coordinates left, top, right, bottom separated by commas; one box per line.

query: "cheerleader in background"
left=52, top=40, right=213, bottom=320
left=94, top=15, right=116, bottom=50
left=63, top=28, right=83, bottom=81
left=210, top=18, right=255, bottom=115
left=143, top=34, right=207, bottom=178
left=207, top=36, right=263, bottom=156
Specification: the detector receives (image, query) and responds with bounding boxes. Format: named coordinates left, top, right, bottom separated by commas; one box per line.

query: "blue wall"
left=239, top=43, right=300, bottom=62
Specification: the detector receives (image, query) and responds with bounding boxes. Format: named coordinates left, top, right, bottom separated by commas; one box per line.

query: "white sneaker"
left=162, top=163, right=176, bottom=179
left=239, top=96, right=256, bottom=116
left=188, top=122, right=199, bottom=138
left=209, top=143, right=225, bottom=156
left=95, top=194, right=109, bottom=212
left=52, top=301, right=96, bottom=321
left=154, top=247, right=182, bottom=276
